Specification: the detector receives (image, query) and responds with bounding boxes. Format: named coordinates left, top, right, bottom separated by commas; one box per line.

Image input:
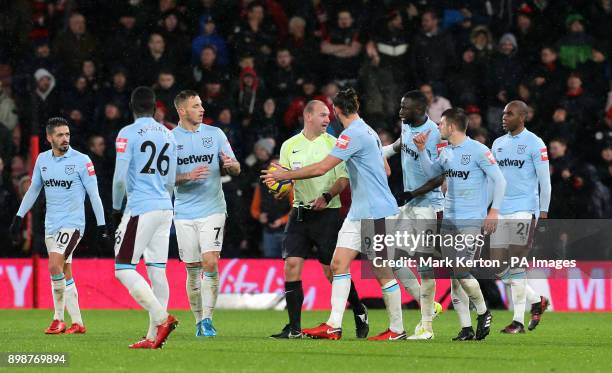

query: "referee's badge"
left=203, top=137, right=213, bottom=148
left=292, top=162, right=303, bottom=170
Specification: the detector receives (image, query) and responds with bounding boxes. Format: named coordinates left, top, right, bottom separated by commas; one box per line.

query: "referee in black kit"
left=269, top=100, right=369, bottom=339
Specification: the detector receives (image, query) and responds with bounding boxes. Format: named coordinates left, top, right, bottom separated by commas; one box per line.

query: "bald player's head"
left=303, top=100, right=330, bottom=135
left=502, top=100, right=528, bottom=133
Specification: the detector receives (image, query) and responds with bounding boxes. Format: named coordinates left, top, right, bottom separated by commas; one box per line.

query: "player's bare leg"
left=367, top=259, right=407, bottom=340
left=201, top=251, right=220, bottom=337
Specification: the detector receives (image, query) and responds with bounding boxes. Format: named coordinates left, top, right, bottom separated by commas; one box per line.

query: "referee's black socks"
left=348, top=280, right=365, bottom=315
left=285, top=281, right=303, bottom=331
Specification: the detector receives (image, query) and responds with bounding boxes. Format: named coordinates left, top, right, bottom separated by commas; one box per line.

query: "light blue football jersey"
left=329, top=118, right=399, bottom=220
left=400, top=117, right=445, bottom=209
left=492, top=128, right=549, bottom=215
left=17, top=147, right=101, bottom=235
left=173, top=124, right=236, bottom=220
left=113, top=117, right=177, bottom=216
left=425, top=137, right=503, bottom=220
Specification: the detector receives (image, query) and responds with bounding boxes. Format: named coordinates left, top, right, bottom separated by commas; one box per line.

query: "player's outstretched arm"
left=261, top=155, right=342, bottom=183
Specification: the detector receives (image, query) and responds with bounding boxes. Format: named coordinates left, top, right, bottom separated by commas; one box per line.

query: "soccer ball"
left=265, top=165, right=293, bottom=194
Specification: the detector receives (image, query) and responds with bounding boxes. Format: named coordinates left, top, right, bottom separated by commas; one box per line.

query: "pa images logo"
left=203, top=137, right=213, bottom=148
left=461, top=154, right=471, bottom=165
left=65, top=165, right=75, bottom=175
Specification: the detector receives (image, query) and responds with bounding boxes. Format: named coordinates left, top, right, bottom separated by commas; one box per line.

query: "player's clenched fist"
left=412, top=129, right=431, bottom=152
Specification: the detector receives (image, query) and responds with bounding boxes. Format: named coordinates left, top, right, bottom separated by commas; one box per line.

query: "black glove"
left=394, top=191, right=414, bottom=205
left=112, top=210, right=122, bottom=232
left=97, top=225, right=114, bottom=251
left=9, top=216, right=23, bottom=243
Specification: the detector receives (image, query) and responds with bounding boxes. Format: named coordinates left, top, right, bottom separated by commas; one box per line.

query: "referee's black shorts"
left=282, top=207, right=341, bottom=265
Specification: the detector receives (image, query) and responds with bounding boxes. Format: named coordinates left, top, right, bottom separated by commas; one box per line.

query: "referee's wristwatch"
left=322, top=192, right=332, bottom=204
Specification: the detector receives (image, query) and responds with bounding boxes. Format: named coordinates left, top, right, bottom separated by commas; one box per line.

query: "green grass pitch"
left=2, top=309, right=612, bottom=372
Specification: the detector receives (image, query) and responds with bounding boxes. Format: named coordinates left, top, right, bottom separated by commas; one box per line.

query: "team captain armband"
left=540, top=147, right=549, bottom=161
left=485, top=150, right=496, bottom=164
left=86, top=162, right=95, bottom=176
left=436, top=142, right=447, bottom=155
left=116, top=138, right=128, bottom=153
left=335, top=134, right=350, bottom=150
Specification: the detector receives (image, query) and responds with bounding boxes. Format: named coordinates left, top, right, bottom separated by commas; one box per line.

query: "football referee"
left=270, top=100, right=369, bottom=339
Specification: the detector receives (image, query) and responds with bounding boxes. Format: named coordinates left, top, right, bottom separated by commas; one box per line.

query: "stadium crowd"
left=1, top=0, right=611, bottom=258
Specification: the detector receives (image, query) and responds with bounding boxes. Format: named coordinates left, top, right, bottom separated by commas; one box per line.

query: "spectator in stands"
left=0, top=156, right=17, bottom=252
left=95, top=102, right=125, bottom=153
left=191, top=15, right=229, bottom=67
left=283, top=77, right=317, bottom=132
left=62, top=75, right=95, bottom=127
left=52, top=12, right=97, bottom=78
left=366, top=9, right=410, bottom=88
left=530, top=46, right=567, bottom=117
left=287, top=16, right=319, bottom=72
left=597, top=142, right=612, bottom=189
left=213, top=107, right=244, bottom=161
left=557, top=14, right=594, bottom=70
left=583, top=109, right=612, bottom=162
left=140, top=32, right=175, bottom=86
left=448, top=46, right=483, bottom=107
left=0, top=81, right=18, bottom=131
left=86, top=134, right=112, bottom=210
left=29, top=68, right=61, bottom=139
left=192, top=45, right=229, bottom=89
left=559, top=72, right=599, bottom=127
left=201, top=74, right=230, bottom=121
left=158, top=9, right=190, bottom=66
left=469, top=25, right=494, bottom=64
left=542, top=106, right=574, bottom=145
left=548, top=137, right=575, bottom=218
left=14, top=38, right=60, bottom=98
left=96, top=67, right=131, bottom=123
left=410, top=9, right=455, bottom=91
left=267, top=47, right=303, bottom=111
left=250, top=157, right=292, bottom=258
left=250, top=97, right=280, bottom=147
left=571, top=163, right=611, bottom=218
left=485, top=33, right=522, bottom=134
left=154, top=70, right=181, bottom=124
left=320, top=9, right=362, bottom=83
left=104, top=8, right=141, bottom=76
left=512, top=4, right=542, bottom=68
left=231, top=2, right=276, bottom=69
left=234, top=66, right=264, bottom=127
left=420, top=83, right=451, bottom=124
left=80, top=60, right=101, bottom=92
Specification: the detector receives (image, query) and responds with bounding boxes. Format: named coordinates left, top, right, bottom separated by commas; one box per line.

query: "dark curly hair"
left=332, top=88, right=360, bottom=115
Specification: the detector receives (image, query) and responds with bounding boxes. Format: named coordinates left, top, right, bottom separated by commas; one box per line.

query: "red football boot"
left=129, top=337, right=155, bottom=349
left=367, top=329, right=407, bottom=341
left=65, top=323, right=87, bottom=334
left=152, top=314, right=179, bottom=349
left=45, top=319, right=66, bottom=334
left=302, top=323, right=342, bottom=340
